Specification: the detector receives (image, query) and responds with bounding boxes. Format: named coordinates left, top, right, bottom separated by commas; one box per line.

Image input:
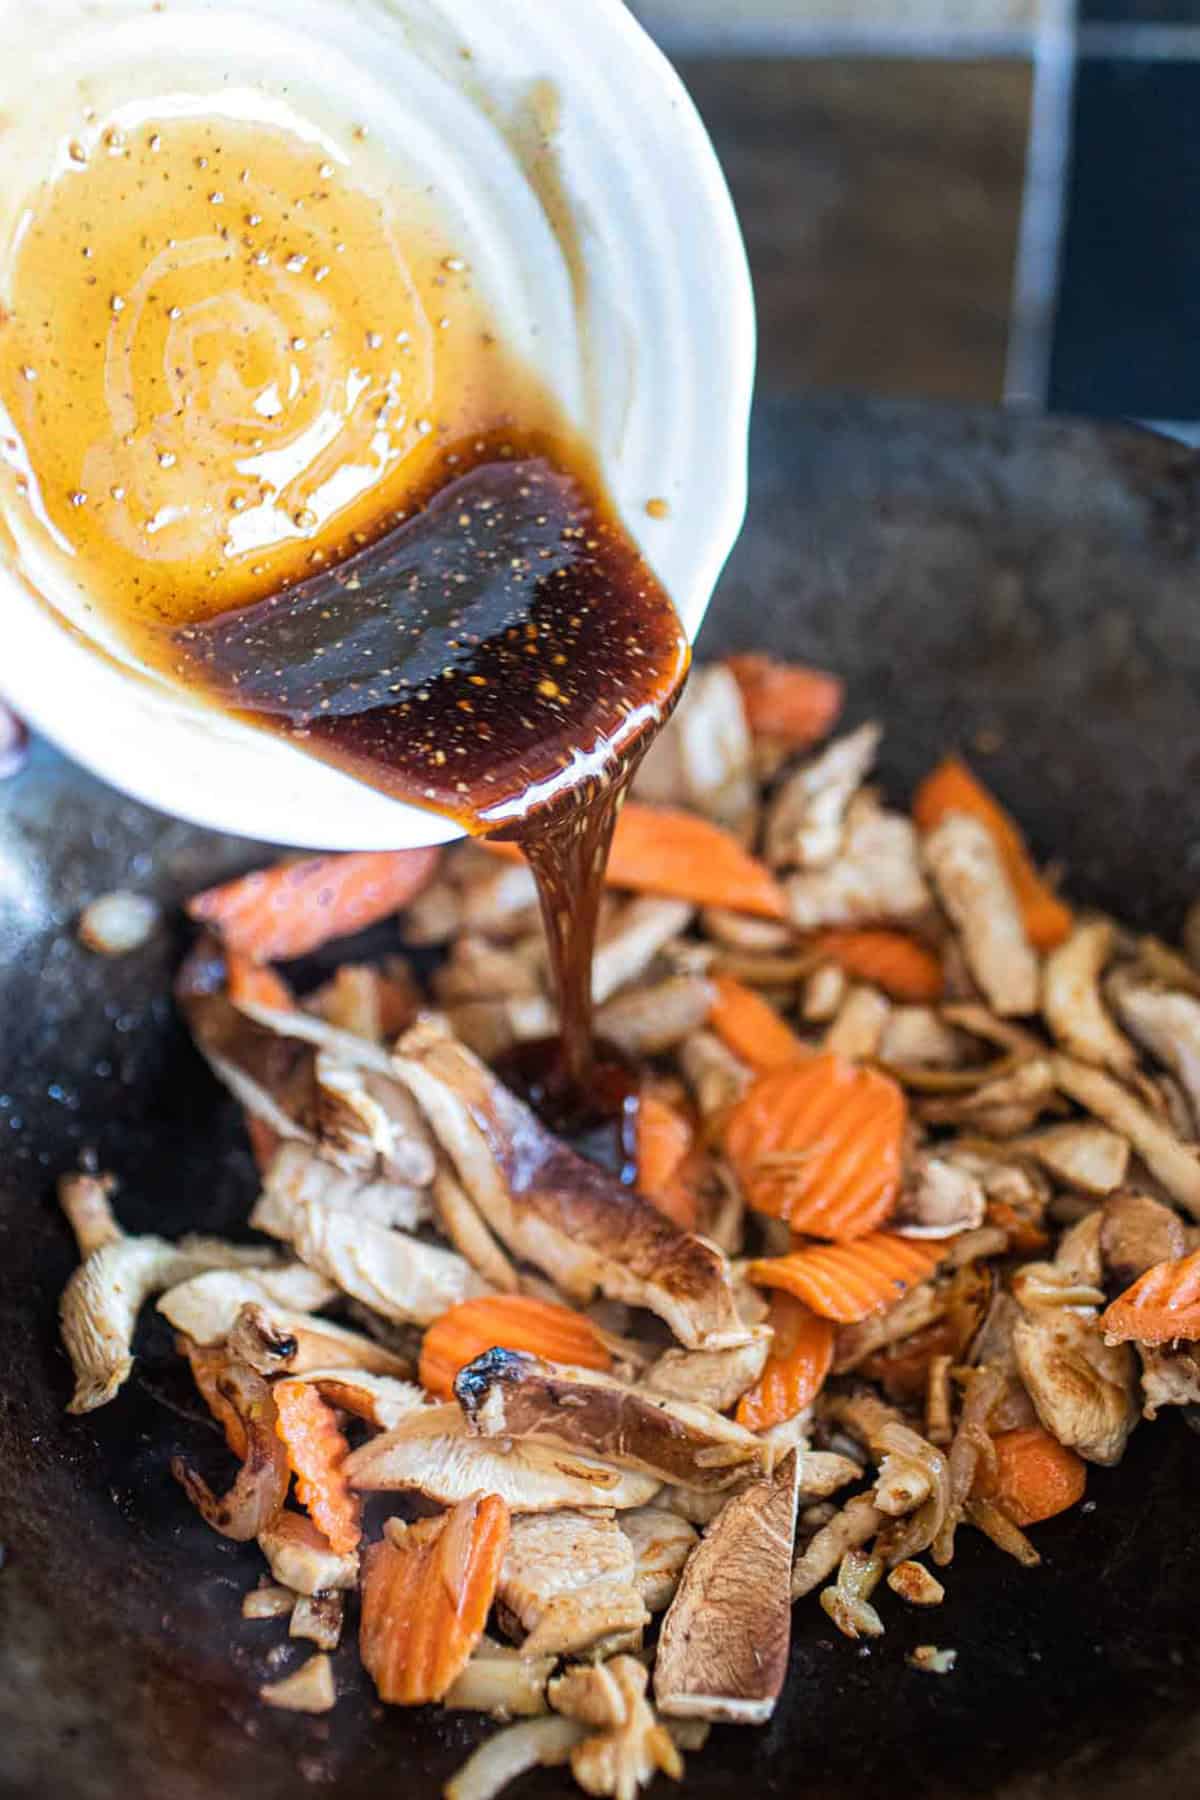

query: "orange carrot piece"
left=735, top=1294, right=834, bottom=1430
left=810, top=930, right=943, bottom=1003
left=273, top=1378, right=361, bottom=1555
left=912, top=755, right=1072, bottom=951
left=747, top=1233, right=942, bottom=1324
left=485, top=803, right=787, bottom=921
left=975, top=1426, right=1087, bottom=1527
left=419, top=1295, right=612, bottom=1400
left=707, top=975, right=808, bottom=1074
left=723, top=1054, right=906, bottom=1240
left=226, top=951, right=295, bottom=1013
left=360, top=1493, right=510, bottom=1705
left=636, top=1092, right=695, bottom=1199
left=1101, top=1247, right=1200, bottom=1345
left=188, top=847, right=440, bottom=963
left=724, top=653, right=844, bottom=748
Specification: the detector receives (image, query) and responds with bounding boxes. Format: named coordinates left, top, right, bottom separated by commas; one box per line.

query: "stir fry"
left=59, top=655, right=1200, bottom=1799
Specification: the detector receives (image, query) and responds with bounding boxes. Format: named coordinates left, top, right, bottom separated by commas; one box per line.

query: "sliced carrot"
left=188, top=847, right=440, bottom=963
left=273, top=1378, right=361, bottom=1556
left=724, top=1054, right=906, bottom=1240
left=485, top=803, right=787, bottom=921
left=912, top=755, right=1072, bottom=951
left=809, top=930, right=943, bottom=1003
left=226, top=951, right=295, bottom=1013
left=708, top=975, right=808, bottom=1074
left=975, top=1426, right=1086, bottom=1527
left=419, top=1295, right=612, bottom=1400
left=636, top=1092, right=695, bottom=1200
left=1101, top=1246, right=1200, bottom=1345
left=735, top=1294, right=834, bottom=1430
left=179, top=1337, right=247, bottom=1458
left=747, top=1233, right=943, bottom=1324
left=986, top=1196, right=1051, bottom=1256
left=724, top=653, right=844, bottom=748
left=360, top=1493, right=510, bottom=1705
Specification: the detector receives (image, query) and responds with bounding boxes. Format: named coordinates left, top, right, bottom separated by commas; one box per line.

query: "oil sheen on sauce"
left=0, top=110, right=690, bottom=1096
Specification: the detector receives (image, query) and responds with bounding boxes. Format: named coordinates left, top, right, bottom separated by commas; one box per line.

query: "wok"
left=3, top=391, right=1200, bottom=1800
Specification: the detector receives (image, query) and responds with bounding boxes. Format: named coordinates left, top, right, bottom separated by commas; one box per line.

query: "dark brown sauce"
left=175, top=428, right=689, bottom=1092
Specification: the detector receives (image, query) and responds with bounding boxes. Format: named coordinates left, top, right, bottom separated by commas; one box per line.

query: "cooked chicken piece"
left=619, top=1507, right=699, bottom=1612
left=396, top=874, right=465, bottom=947
left=392, top=1018, right=747, bottom=1349
left=1042, top=921, right=1136, bottom=1075
left=833, top=1279, right=947, bottom=1372
left=251, top=1145, right=487, bottom=1324
left=432, top=1160, right=520, bottom=1293
left=923, top=813, right=1039, bottom=1016
left=1139, top=1343, right=1200, bottom=1418
left=1099, top=1192, right=1187, bottom=1288
left=878, top=1006, right=972, bottom=1068
left=701, top=907, right=793, bottom=954
left=785, top=796, right=931, bottom=930
left=654, top=1450, right=799, bottom=1724
left=158, top=1264, right=335, bottom=1340
left=459, top=859, right=541, bottom=939
left=259, top=1653, right=336, bottom=1714
left=824, top=984, right=891, bottom=1059
left=1053, top=1211, right=1105, bottom=1287
left=1051, top=1054, right=1200, bottom=1219
left=642, top=1330, right=771, bottom=1413
left=635, top=664, right=756, bottom=834
left=677, top=1030, right=753, bottom=1119
left=1011, top=1262, right=1139, bottom=1464
left=919, top=1057, right=1057, bottom=1136
left=242, top=1582, right=295, bottom=1621
left=444, top=1643, right=556, bottom=1717
left=765, top=723, right=881, bottom=870
left=456, top=1351, right=769, bottom=1492
left=305, top=959, right=420, bottom=1042
left=594, top=974, right=716, bottom=1059
left=344, top=1403, right=661, bottom=1511
left=181, top=989, right=322, bottom=1146
left=289, top=1591, right=343, bottom=1651
left=801, top=961, right=848, bottom=1024
left=590, top=897, right=697, bottom=1004
left=497, top=1512, right=648, bottom=1658
left=1013, top=1122, right=1130, bottom=1195
left=313, top=1054, right=437, bottom=1190
left=661, top=1444, right=856, bottom=1527
left=57, top=1180, right=275, bottom=1413
left=1108, top=971, right=1200, bottom=1129
left=435, top=935, right=545, bottom=1007
left=444, top=996, right=557, bottom=1062
left=286, top=1367, right=425, bottom=1429
left=258, top=1510, right=359, bottom=1595
left=893, top=1155, right=986, bottom=1239
left=552, top=1655, right=682, bottom=1800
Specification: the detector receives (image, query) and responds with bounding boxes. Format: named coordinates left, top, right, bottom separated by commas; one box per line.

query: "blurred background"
left=627, top=0, right=1198, bottom=443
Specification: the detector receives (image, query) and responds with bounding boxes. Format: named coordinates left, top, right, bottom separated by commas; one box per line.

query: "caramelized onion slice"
left=171, top=1361, right=289, bottom=1541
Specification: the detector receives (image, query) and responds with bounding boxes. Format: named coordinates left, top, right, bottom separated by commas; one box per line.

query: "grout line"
left=638, top=24, right=1037, bottom=60
left=1003, top=0, right=1077, bottom=408
left=1078, top=24, right=1200, bottom=60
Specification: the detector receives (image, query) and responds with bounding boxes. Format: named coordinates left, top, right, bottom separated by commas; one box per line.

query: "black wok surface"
left=3, top=393, right=1200, bottom=1800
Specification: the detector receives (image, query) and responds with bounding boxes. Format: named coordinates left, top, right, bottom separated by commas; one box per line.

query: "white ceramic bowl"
left=0, top=0, right=755, bottom=850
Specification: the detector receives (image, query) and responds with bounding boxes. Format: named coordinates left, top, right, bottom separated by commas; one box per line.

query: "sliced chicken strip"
left=642, top=1330, right=771, bottom=1413
left=786, top=798, right=931, bottom=931
left=1042, top=921, right=1136, bottom=1075
left=923, top=812, right=1039, bottom=1016
left=619, top=1507, right=699, bottom=1613
left=1013, top=1122, right=1130, bottom=1195
left=1108, top=971, right=1200, bottom=1129
left=432, top=1160, right=520, bottom=1293
left=765, top=722, right=881, bottom=870
left=1011, top=1262, right=1139, bottom=1466
left=893, top=1155, right=986, bottom=1239
left=1099, top=1192, right=1186, bottom=1289
left=1139, top=1343, right=1200, bottom=1418
left=258, top=1511, right=358, bottom=1595
left=497, top=1511, right=648, bottom=1658
left=1051, top=1054, right=1200, bottom=1220
left=878, top=1006, right=972, bottom=1068
left=392, top=1018, right=748, bottom=1349
left=591, top=898, right=695, bottom=1006
left=635, top=664, right=756, bottom=834
left=823, top=984, right=891, bottom=1059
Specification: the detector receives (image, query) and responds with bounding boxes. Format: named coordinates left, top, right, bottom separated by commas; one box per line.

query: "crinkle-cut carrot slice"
left=418, top=1295, right=612, bottom=1401
left=226, top=951, right=295, bottom=1013
left=975, top=1426, right=1087, bottom=1526
left=912, top=755, right=1072, bottom=951
left=735, top=1294, right=834, bottom=1430
left=485, top=803, right=787, bottom=920
left=707, top=975, right=809, bottom=1074
left=809, top=930, right=943, bottom=1003
left=747, top=1233, right=943, bottom=1323
left=723, top=1054, right=906, bottom=1240
left=1101, top=1246, right=1200, bottom=1345
left=188, top=848, right=440, bottom=963
left=273, top=1378, right=362, bottom=1555
left=360, top=1493, right=510, bottom=1705
left=636, top=1092, right=695, bottom=1200
left=724, top=653, right=844, bottom=748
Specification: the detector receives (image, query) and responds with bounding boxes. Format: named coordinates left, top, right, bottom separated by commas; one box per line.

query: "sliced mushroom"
left=619, top=1507, right=699, bottom=1613
left=923, top=812, right=1038, bottom=1017
left=1011, top=1262, right=1139, bottom=1465
left=392, top=1018, right=747, bottom=1350
left=1042, top=921, right=1136, bottom=1075
left=823, top=984, right=891, bottom=1059
left=701, top=908, right=793, bottom=954
left=455, top=1350, right=769, bottom=1492
left=58, top=1171, right=122, bottom=1257
left=258, top=1510, right=358, bottom=1594
left=893, top=1155, right=986, bottom=1239
left=878, top=1006, right=972, bottom=1069
left=801, top=961, right=848, bottom=1024
left=313, top=1053, right=437, bottom=1190
left=1051, top=1054, right=1200, bottom=1220
left=251, top=1142, right=487, bottom=1323
left=654, top=1449, right=799, bottom=1724
left=223, top=1297, right=414, bottom=1380
left=1013, top=1122, right=1130, bottom=1195
left=432, top=1160, right=520, bottom=1293
left=642, top=1329, right=771, bottom=1413
left=158, top=1264, right=333, bottom=1338
left=1099, top=1192, right=1187, bottom=1289
left=594, top=974, right=716, bottom=1060
left=786, top=797, right=931, bottom=930
left=1108, top=971, right=1200, bottom=1129
left=677, top=1030, right=754, bottom=1120
left=918, top=1057, right=1057, bottom=1137
left=434, top=934, right=545, bottom=1007
left=765, top=722, right=881, bottom=870
left=344, top=1403, right=660, bottom=1512
left=497, top=1511, right=648, bottom=1658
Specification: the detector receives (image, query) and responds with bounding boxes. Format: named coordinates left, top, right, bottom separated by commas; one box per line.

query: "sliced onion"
left=445, top=1717, right=585, bottom=1800
left=172, top=1361, right=289, bottom=1540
